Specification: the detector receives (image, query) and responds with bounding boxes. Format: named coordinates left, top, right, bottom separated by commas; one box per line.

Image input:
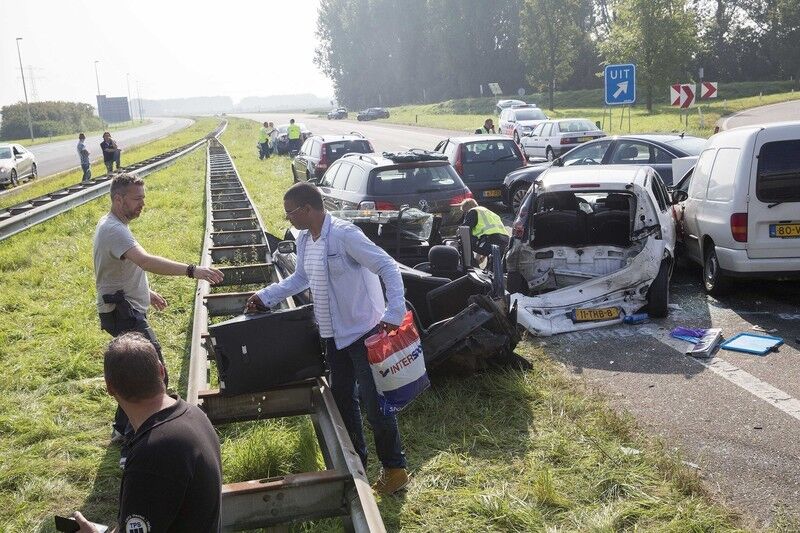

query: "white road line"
left=654, top=333, right=800, bottom=423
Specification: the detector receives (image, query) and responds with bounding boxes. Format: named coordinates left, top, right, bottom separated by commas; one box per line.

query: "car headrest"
left=428, top=245, right=461, bottom=272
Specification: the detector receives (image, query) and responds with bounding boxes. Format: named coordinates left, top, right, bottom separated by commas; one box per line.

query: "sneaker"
left=371, top=468, right=409, bottom=495
left=110, top=428, right=125, bottom=445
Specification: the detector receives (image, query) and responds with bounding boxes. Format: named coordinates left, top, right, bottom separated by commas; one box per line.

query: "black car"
left=357, top=107, right=390, bottom=121
left=502, top=133, right=708, bottom=211
left=291, top=133, right=374, bottom=182
left=327, top=107, right=348, bottom=120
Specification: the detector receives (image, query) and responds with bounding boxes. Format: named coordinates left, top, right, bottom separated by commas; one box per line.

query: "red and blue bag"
left=365, top=311, right=430, bottom=415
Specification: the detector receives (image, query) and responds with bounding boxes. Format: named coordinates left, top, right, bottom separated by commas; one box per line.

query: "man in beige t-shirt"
left=93, top=173, right=223, bottom=445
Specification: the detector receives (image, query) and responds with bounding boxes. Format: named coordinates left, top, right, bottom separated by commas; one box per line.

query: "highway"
left=720, top=98, right=800, bottom=130
left=236, top=112, right=800, bottom=527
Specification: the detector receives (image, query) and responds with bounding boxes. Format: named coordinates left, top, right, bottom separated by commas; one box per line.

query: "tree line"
left=0, top=101, right=103, bottom=140
left=314, top=0, right=800, bottom=111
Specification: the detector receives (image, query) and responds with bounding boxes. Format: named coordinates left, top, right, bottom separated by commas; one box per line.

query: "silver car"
left=520, top=118, right=606, bottom=161
left=0, top=143, right=37, bottom=187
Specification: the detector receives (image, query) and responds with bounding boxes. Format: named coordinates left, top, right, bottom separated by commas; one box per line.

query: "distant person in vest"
left=479, top=118, right=496, bottom=134
left=287, top=118, right=302, bottom=153
left=458, top=198, right=509, bottom=265
left=258, top=121, right=271, bottom=160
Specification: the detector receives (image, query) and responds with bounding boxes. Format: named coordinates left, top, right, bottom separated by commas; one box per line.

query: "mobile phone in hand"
left=54, top=515, right=109, bottom=533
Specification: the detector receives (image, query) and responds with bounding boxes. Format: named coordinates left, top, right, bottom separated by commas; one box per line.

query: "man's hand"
left=245, top=293, right=269, bottom=314
left=150, top=290, right=167, bottom=311
left=381, top=321, right=400, bottom=333
left=72, top=511, right=100, bottom=533
left=195, top=266, right=224, bottom=285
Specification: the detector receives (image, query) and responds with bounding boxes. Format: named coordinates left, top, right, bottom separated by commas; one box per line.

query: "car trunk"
left=460, top=140, right=525, bottom=200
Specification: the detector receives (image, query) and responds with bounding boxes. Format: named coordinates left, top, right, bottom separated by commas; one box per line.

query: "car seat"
left=532, top=192, right=586, bottom=247
left=589, top=193, right=631, bottom=246
left=428, top=245, right=464, bottom=280
left=614, top=145, right=640, bottom=163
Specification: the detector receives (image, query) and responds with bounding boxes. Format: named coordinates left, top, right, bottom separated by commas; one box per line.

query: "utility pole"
left=136, top=81, right=144, bottom=122
left=126, top=73, right=133, bottom=123
left=94, top=60, right=101, bottom=95
left=15, top=37, right=34, bottom=142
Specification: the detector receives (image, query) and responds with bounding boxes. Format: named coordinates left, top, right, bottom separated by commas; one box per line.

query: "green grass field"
left=4, top=119, right=152, bottom=147
left=0, top=116, right=782, bottom=531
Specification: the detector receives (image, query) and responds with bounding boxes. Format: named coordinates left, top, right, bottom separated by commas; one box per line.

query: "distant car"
left=503, top=133, right=708, bottom=212
left=434, top=135, right=527, bottom=204
left=274, top=123, right=312, bottom=154
left=495, top=99, right=527, bottom=113
left=508, top=165, right=677, bottom=336
left=0, top=143, right=37, bottom=188
left=357, top=107, right=390, bottom=121
left=327, top=107, right=348, bottom=120
left=519, top=118, right=606, bottom=161
left=316, top=150, right=472, bottom=231
left=291, top=133, right=374, bottom=182
left=498, top=104, right=548, bottom=143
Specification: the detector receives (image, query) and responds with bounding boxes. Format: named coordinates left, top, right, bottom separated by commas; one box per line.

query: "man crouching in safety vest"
left=457, top=198, right=510, bottom=266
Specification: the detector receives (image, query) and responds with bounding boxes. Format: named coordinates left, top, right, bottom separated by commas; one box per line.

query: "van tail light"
left=730, top=213, right=748, bottom=242
left=454, top=145, right=464, bottom=175
left=449, top=190, right=473, bottom=206
left=317, top=150, right=329, bottom=173
left=375, top=201, right=397, bottom=210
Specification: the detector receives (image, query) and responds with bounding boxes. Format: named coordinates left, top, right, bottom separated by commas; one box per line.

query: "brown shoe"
left=372, top=468, right=409, bottom=495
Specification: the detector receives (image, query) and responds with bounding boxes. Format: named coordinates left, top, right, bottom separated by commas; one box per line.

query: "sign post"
left=604, top=64, right=636, bottom=132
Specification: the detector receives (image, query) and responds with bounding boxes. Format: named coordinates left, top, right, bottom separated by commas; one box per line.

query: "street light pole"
left=136, top=81, right=144, bottom=123
left=126, top=73, right=133, bottom=123
left=94, top=60, right=101, bottom=95
left=15, top=37, right=34, bottom=142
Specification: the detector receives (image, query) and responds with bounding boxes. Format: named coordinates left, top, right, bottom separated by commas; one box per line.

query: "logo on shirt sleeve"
left=124, top=515, right=151, bottom=533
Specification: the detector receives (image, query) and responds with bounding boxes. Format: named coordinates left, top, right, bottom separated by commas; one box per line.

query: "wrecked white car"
left=506, top=165, right=677, bottom=335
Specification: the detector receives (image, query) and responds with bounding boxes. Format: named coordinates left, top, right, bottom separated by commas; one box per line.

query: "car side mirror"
left=671, top=189, right=688, bottom=204
left=277, top=240, right=297, bottom=255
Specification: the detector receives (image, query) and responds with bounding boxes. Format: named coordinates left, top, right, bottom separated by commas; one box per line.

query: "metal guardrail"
left=0, top=121, right=227, bottom=242
left=188, top=139, right=386, bottom=532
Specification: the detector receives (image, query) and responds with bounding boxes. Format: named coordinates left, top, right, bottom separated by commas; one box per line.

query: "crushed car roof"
left=537, top=165, right=652, bottom=189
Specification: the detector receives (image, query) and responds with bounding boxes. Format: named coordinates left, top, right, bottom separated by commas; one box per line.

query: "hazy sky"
left=0, top=0, right=334, bottom=108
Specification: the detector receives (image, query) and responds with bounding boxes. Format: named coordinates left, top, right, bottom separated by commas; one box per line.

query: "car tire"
left=30, top=163, right=37, bottom=179
left=703, top=244, right=730, bottom=296
left=510, top=182, right=530, bottom=213
left=546, top=147, right=555, bottom=161
left=10, top=169, right=18, bottom=187
left=647, top=259, right=671, bottom=318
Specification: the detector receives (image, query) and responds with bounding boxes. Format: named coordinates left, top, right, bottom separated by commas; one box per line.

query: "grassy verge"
left=4, top=120, right=153, bottom=147
left=383, top=91, right=800, bottom=139
left=0, top=117, right=211, bottom=211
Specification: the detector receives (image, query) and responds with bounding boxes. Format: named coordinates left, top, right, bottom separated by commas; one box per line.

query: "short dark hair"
left=284, top=182, right=323, bottom=211
left=79, top=132, right=85, bottom=138
left=103, top=131, right=111, bottom=136
left=104, top=332, right=165, bottom=401
left=110, top=173, right=144, bottom=198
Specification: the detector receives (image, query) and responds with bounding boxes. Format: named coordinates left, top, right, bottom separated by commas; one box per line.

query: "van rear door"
left=747, top=130, right=800, bottom=259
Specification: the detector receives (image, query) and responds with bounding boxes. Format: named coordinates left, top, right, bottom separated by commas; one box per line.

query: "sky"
left=0, top=0, right=334, bottom=108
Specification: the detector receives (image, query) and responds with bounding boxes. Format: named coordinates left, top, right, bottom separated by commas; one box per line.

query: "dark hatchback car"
left=291, top=133, right=374, bottom=182
left=502, top=133, right=708, bottom=211
left=434, top=135, right=527, bottom=205
left=327, top=107, right=348, bottom=119
left=357, top=107, right=390, bottom=121
left=315, top=151, right=472, bottom=230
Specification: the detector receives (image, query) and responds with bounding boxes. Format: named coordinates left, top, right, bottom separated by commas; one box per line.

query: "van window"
left=331, top=163, right=352, bottom=189
left=756, top=140, right=800, bottom=203
left=689, top=149, right=716, bottom=199
left=706, top=148, right=739, bottom=201
left=321, top=162, right=341, bottom=187
left=344, top=166, right=367, bottom=192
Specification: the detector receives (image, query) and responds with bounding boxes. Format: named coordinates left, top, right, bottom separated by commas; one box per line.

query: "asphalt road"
left=720, top=98, right=800, bottom=130
left=25, top=116, right=194, bottom=178
left=235, top=112, right=800, bottom=528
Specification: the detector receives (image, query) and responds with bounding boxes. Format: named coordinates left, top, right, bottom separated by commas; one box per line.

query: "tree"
left=600, top=0, right=697, bottom=112
left=519, top=0, right=584, bottom=110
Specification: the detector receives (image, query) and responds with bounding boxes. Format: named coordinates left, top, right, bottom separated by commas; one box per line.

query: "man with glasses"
left=246, top=182, right=410, bottom=495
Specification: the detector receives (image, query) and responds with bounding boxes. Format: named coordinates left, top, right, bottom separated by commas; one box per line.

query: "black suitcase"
left=208, top=304, right=325, bottom=395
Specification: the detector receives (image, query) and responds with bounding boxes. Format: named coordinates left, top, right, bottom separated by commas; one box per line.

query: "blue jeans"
left=325, top=328, right=406, bottom=470
left=81, top=163, right=92, bottom=181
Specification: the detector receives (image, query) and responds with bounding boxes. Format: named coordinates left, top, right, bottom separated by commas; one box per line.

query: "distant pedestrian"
left=77, top=133, right=91, bottom=182
left=458, top=198, right=509, bottom=265
left=479, top=119, right=496, bottom=134
left=258, top=121, right=271, bottom=160
left=101, top=132, right=122, bottom=174
left=287, top=118, right=302, bottom=153
left=93, top=173, right=224, bottom=447
left=267, top=122, right=277, bottom=155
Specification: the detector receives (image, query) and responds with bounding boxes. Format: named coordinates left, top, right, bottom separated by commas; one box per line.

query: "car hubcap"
left=547, top=150, right=554, bottom=161
left=512, top=188, right=527, bottom=211
left=704, top=254, right=717, bottom=286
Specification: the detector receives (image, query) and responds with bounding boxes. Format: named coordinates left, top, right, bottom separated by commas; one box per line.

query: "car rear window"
left=558, top=119, right=598, bottom=133
left=757, top=139, right=800, bottom=202
left=665, top=137, right=707, bottom=156
left=514, top=109, right=547, bottom=121
left=463, top=140, right=521, bottom=163
left=370, top=165, right=464, bottom=195
left=325, top=140, right=372, bottom=161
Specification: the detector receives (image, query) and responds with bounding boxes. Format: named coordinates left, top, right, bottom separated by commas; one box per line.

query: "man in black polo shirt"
left=72, top=332, right=221, bottom=532
left=101, top=131, right=122, bottom=173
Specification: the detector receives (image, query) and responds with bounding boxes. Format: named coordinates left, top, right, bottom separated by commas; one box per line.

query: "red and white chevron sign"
left=701, top=81, right=718, bottom=99
left=670, top=84, right=695, bottom=108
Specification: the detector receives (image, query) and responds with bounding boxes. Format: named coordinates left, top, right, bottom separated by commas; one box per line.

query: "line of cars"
left=325, top=107, right=391, bottom=121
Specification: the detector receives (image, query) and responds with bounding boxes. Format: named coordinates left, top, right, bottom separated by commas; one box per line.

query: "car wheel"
left=10, top=169, right=18, bottom=187
left=510, top=182, right=529, bottom=213
left=30, top=163, right=37, bottom=179
left=546, top=147, right=555, bottom=161
left=647, top=259, right=671, bottom=318
left=291, top=167, right=299, bottom=183
left=703, top=244, right=730, bottom=295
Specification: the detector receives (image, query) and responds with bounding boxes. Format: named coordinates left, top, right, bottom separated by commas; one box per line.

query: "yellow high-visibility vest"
left=287, top=124, right=302, bottom=140
left=471, top=206, right=506, bottom=237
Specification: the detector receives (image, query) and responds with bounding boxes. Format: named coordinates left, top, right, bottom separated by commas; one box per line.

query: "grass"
left=383, top=89, right=800, bottom=139
left=0, top=117, right=213, bottom=211
left=3, top=119, right=153, bottom=147
left=0, top=115, right=788, bottom=531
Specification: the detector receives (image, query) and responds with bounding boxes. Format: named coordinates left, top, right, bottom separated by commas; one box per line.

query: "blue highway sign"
left=604, top=64, right=636, bottom=105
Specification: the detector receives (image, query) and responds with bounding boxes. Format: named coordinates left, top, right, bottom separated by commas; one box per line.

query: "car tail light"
left=449, top=190, right=473, bottom=205
left=454, top=145, right=464, bottom=175
left=569, top=183, right=601, bottom=188
left=375, top=201, right=397, bottom=210
left=560, top=137, right=574, bottom=145
left=317, top=150, right=329, bottom=172
left=730, top=213, right=748, bottom=242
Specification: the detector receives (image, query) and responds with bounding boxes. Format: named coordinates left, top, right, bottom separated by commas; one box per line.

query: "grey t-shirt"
left=77, top=141, right=90, bottom=165
left=93, top=213, right=150, bottom=314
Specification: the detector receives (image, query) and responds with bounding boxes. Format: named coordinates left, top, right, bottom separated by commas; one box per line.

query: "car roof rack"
left=348, top=131, right=365, bottom=138
left=381, top=149, right=449, bottom=163
left=342, top=153, right=379, bottom=165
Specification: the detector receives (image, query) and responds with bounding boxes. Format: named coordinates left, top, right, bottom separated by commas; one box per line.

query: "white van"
left=675, top=121, right=800, bottom=294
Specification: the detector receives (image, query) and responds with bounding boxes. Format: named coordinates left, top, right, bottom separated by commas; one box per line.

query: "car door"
left=560, top=138, right=612, bottom=166
left=319, top=162, right=342, bottom=210
left=682, top=148, right=716, bottom=263
left=649, top=144, right=679, bottom=185
left=13, top=145, right=31, bottom=177
left=607, top=140, right=653, bottom=166
left=650, top=170, right=676, bottom=255
left=521, top=123, right=545, bottom=157
left=294, top=140, right=309, bottom=176
left=327, top=162, right=353, bottom=210
left=341, top=165, right=368, bottom=209
left=499, top=109, right=512, bottom=136
left=537, top=123, right=554, bottom=158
